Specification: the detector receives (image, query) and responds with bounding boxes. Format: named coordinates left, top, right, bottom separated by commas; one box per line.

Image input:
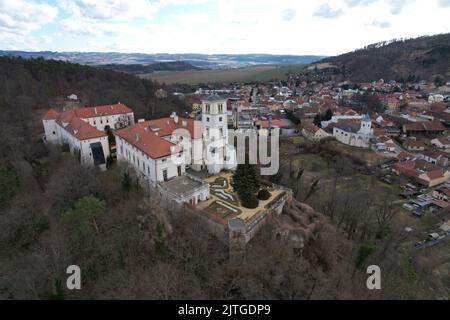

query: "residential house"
left=402, top=121, right=446, bottom=135
left=373, top=136, right=396, bottom=152
left=302, top=123, right=331, bottom=141
left=421, top=149, right=450, bottom=167
left=431, top=137, right=450, bottom=150
left=433, top=187, right=450, bottom=202
left=403, top=139, right=425, bottom=152
left=393, top=159, right=450, bottom=187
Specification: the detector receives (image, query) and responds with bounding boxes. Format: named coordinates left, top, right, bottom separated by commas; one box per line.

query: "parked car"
left=402, top=203, right=415, bottom=211
left=412, top=210, right=424, bottom=217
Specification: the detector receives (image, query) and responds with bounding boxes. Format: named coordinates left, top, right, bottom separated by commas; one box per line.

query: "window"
left=206, top=104, right=210, bottom=113
left=220, top=128, right=223, bottom=136
left=162, top=158, right=167, bottom=163
left=207, top=117, right=210, bottom=122
left=163, top=169, right=168, bottom=181
left=52, top=131, right=56, bottom=135
left=218, top=104, right=223, bottom=113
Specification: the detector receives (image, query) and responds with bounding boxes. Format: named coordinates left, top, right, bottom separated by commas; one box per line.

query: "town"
left=2, top=0, right=450, bottom=302
left=41, top=73, right=450, bottom=255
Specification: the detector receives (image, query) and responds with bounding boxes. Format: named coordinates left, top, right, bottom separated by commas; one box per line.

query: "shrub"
left=0, top=165, right=18, bottom=208
left=239, top=191, right=259, bottom=209
left=355, top=244, right=376, bottom=269
left=61, top=143, right=70, bottom=153
left=257, top=189, right=271, bottom=200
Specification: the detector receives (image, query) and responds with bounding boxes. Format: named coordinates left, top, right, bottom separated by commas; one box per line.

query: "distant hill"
left=96, top=61, right=200, bottom=75
left=0, top=51, right=326, bottom=69
left=317, top=33, right=450, bottom=82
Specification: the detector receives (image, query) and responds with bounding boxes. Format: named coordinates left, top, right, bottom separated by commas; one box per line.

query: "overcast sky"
left=1, top=0, right=449, bottom=56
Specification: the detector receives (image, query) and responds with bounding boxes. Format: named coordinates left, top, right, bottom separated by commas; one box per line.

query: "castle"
left=43, top=95, right=237, bottom=205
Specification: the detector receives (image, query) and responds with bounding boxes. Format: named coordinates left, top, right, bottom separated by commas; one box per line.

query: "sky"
left=0, top=0, right=449, bottom=56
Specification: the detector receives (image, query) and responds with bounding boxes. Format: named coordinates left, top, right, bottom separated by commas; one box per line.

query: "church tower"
left=201, top=94, right=230, bottom=174
left=359, top=114, right=372, bottom=135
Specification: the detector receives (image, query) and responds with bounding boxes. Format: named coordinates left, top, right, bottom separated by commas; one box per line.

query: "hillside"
left=0, top=57, right=188, bottom=121
left=317, top=33, right=450, bottom=82
left=0, top=51, right=325, bottom=69
left=97, top=61, right=199, bottom=75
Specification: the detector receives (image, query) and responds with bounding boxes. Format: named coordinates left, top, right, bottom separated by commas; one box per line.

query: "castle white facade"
left=42, top=103, right=134, bottom=171
left=114, top=95, right=237, bottom=205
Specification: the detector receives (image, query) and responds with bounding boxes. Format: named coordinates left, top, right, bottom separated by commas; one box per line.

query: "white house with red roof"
left=70, top=103, right=134, bottom=131
left=42, top=103, right=135, bottom=171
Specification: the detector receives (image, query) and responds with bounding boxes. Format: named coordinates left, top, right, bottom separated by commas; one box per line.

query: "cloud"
left=59, top=17, right=123, bottom=37
left=345, top=0, right=378, bottom=7
left=369, top=20, right=392, bottom=28
left=437, top=0, right=450, bottom=6
left=313, top=4, right=344, bottom=19
left=0, top=0, right=58, bottom=35
left=59, top=0, right=158, bottom=21
left=345, top=0, right=415, bottom=14
left=281, top=9, right=296, bottom=21
left=388, top=0, right=413, bottom=15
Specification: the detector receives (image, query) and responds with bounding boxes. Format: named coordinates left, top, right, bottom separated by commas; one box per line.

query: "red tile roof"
left=403, top=140, right=425, bottom=148
left=261, top=119, right=291, bottom=129
left=114, top=123, right=181, bottom=159
left=45, top=106, right=113, bottom=141
left=43, top=108, right=61, bottom=120
left=145, top=117, right=203, bottom=139
left=63, top=117, right=107, bottom=140
left=433, top=137, right=450, bottom=145
left=394, top=159, right=447, bottom=180
left=73, top=103, right=133, bottom=119
left=403, top=121, right=446, bottom=132
left=302, top=123, right=321, bottom=134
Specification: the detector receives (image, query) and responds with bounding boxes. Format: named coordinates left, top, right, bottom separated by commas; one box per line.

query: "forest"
left=320, top=33, right=450, bottom=82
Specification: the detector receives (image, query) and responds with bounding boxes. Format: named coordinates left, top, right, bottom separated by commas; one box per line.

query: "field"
left=144, top=64, right=305, bottom=84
